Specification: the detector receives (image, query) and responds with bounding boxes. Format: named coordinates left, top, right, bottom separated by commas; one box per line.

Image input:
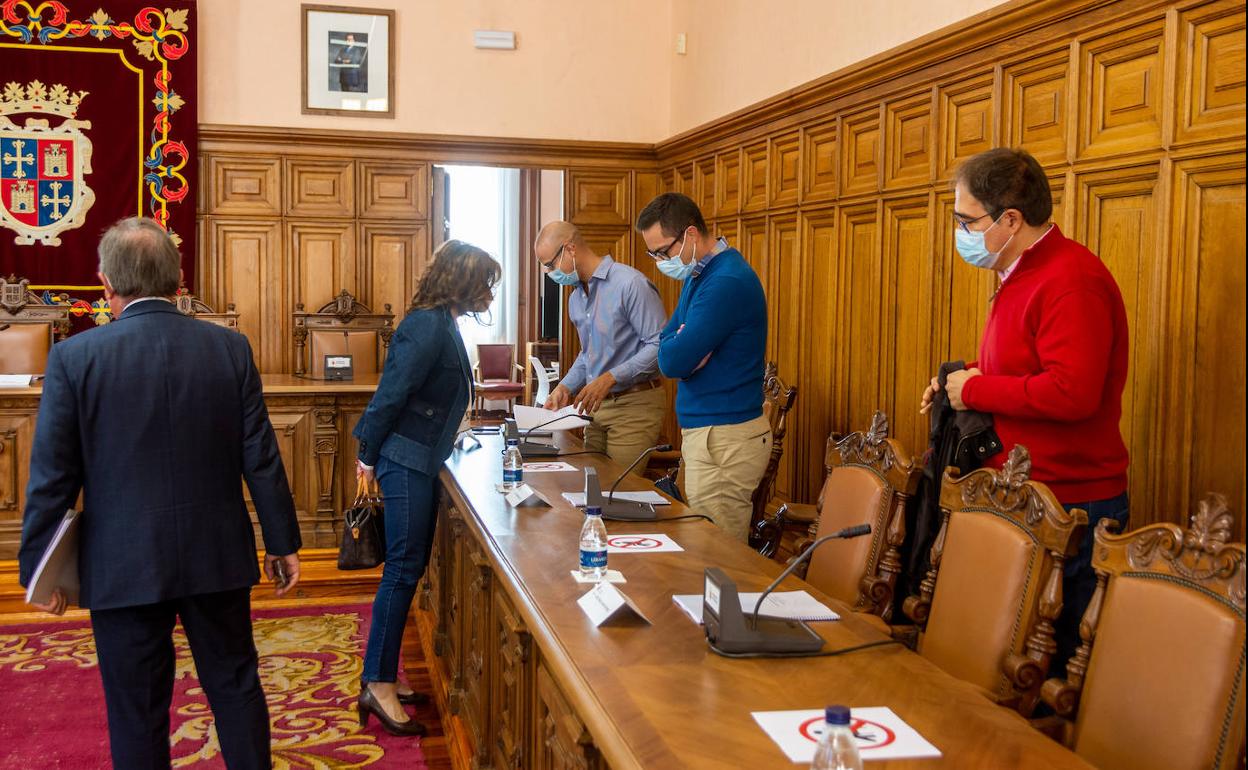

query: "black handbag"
left=337, top=476, right=385, bottom=570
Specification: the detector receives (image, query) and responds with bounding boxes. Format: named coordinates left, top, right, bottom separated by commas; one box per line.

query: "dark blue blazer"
left=17, top=301, right=301, bottom=610
left=354, top=307, right=472, bottom=476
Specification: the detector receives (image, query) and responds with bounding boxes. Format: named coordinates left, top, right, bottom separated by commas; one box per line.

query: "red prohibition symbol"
left=607, top=536, right=663, bottom=549
left=798, top=716, right=897, bottom=750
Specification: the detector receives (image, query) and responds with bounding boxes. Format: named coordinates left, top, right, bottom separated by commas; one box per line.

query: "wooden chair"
left=473, top=343, right=525, bottom=417
left=0, top=274, right=70, bottom=375
left=174, top=285, right=240, bottom=331
left=757, top=411, right=921, bottom=621
left=1036, top=494, right=1246, bottom=770
left=293, top=289, right=394, bottom=378
left=900, top=445, right=1088, bottom=717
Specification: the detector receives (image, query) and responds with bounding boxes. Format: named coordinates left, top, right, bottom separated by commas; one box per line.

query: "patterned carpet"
left=0, top=602, right=443, bottom=769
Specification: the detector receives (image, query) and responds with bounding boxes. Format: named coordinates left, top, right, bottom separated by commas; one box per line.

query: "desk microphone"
left=503, top=414, right=592, bottom=458
left=606, top=443, right=672, bottom=503
left=702, top=522, right=872, bottom=656
left=580, top=443, right=671, bottom=520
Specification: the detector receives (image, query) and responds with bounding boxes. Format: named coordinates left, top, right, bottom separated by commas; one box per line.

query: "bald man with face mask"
left=533, top=221, right=668, bottom=473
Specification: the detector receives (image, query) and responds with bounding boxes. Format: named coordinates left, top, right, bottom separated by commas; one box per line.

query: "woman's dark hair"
left=635, top=192, right=709, bottom=237
left=411, top=239, right=501, bottom=314
left=954, top=147, right=1052, bottom=225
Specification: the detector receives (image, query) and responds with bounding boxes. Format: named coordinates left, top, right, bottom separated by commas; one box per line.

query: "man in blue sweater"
left=636, top=193, right=770, bottom=541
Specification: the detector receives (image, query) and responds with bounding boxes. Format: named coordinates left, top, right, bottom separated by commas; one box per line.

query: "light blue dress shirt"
left=560, top=255, right=667, bottom=395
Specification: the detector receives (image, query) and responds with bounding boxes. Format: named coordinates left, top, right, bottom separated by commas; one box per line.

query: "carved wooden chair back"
left=901, top=445, right=1087, bottom=716
left=1039, top=494, right=1245, bottom=770
left=800, top=411, right=921, bottom=621
left=174, top=285, right=240, bottom=331
left=747, top=361, right=798, bottom=541
left=0, top=274, right=70, bottom=375
left=292, top=289, right=394, bottom=377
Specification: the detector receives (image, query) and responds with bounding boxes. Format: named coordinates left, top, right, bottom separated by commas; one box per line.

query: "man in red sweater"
left=921, top=147, right=1130, bottom=671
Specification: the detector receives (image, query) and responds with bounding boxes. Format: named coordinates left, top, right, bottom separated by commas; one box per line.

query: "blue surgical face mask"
left=547, top=251, right=579, bottom=286
left=656, top=234, right=696, bottom=281
left=954, top=214, right=1015, bottom=270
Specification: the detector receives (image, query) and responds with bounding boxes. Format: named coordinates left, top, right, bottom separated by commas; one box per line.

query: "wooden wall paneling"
left=932, top=192, right=994, bottom=370
left=1166, top=153, right=1246, bottom=538
left=742, top=141, right=769, bottom=212
left=288, top=220, right=357, bottom=313
left=716, top=148, right=742, bottom=216
left=740, top=215, right=769, bottom=285
left=769, top=130, right=801, bottom=208
left=802, top=117, right=839, bottom=202
left=768, top=211, right=803, bottom=500
left=208, top=219, right=287, bottom=373
left=674, top=163, right=693, bottom=196
left=285, top=159, right=354, bottom=218
left=714, top=217, right=739, bottom=244
left=881, top=195, right=937, bottom=457
left=0, top=410, right=36, bottom=557
left=1174, top=1, right=1246, bottom=147
left=837, top=202, right=885, bottom=439
left=1076, top=17, right=1169, bottom=160
left=694, top=156, right=717, bottom=218
left=800, top=207, right=838, bottom=495
left=1075, top=163, right=1163, bottom=517
left=631, top=171, right=663, bottom=273
left=360, top=223, right=429, bottom=326
left=938, top=72, right=998, bottom=180
left=840, top=107, right=883, bottom=197
left=357, top=160, right=429, bottom=219
left=567, top=170, right=631, bottom=227
left=205, top=154, right=281, bottom=216
left=884, top=89, right=937, bottom=190
left=1002, top=48, right=1074, bottom=167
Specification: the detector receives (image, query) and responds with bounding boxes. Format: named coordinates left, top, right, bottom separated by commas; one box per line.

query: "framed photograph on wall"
left=302, top=5, right=395, bottom=118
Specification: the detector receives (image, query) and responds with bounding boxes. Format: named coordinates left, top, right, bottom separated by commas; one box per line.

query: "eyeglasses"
left=539, top=242, right=567, bottom=272
left=953, top=213, right=992, bottom=233
left=646, top=235, right=683, bottom=260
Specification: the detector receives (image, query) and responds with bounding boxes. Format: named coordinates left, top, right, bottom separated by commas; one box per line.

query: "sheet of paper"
left=606, top=533, right=684, bottom=553
left=569, top=569, right=627, bottom=584
left=522, top=461, right=578, bottom=473
left=513, top=404, right=590, bottom=431
left=751, top=707, right=941, bottom=762
left=561, top=491, right=670, bottom=507
left=671, top=590, right=839, bottom=625
left=0, top=374, right=33, bottom=388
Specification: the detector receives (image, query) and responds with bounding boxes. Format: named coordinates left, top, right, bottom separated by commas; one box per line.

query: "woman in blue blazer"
left=353, top=240, right=500, bottom=735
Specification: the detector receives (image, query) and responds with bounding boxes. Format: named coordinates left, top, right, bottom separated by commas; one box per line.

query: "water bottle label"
left=503, top=468, right=522, bottom=484
left=579, top=549, right=607, bottom=569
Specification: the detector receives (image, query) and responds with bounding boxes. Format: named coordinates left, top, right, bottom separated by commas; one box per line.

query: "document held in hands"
left=25, top=509, right=81, bottom=605
left=513, top=404, right=590, bottom=432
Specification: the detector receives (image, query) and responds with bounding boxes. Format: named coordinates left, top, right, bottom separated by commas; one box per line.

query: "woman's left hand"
left=356, top=459, right=375, bottom=482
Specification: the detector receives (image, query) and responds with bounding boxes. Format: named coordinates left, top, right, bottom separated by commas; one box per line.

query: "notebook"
left=25, top=509, right=81, bottom=605
left=672, top=590, right=840, bottom=625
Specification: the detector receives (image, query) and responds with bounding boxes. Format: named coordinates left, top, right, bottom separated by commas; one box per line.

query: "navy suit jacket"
left=353, top=307, right=472, bottom=476
left=17, top=300, right=301, bottom=610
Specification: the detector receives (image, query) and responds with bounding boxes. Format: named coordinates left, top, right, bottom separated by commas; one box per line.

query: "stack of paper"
left=562, top=490, right=670, bottom=507
left=672, top=590, right=840, bottom=625
left=513, top=404, right=590, bottom=431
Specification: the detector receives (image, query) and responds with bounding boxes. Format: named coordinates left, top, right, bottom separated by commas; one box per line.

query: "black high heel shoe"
left=358, top=686, right=427, bottom=737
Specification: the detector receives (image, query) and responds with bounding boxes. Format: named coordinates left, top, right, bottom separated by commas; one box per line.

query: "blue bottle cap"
left=506, top=437, right=519, bottom=445
left=585, top=506, right=602, bottom=516
left=825, top=705, right=851, bottom=726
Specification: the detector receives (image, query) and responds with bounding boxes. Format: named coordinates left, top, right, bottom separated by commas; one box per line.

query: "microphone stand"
left=504, top=413, right=592, bottom=458
left=606, top=443, right=672, bottom=504
left=750, top=524, right=872, bottom=624
left=581, top=443, right=672, bottom=520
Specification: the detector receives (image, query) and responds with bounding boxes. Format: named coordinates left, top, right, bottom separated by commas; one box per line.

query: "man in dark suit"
left=18, top=217, right=302, bottom=770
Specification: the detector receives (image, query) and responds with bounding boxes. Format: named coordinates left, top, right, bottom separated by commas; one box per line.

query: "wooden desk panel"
left=0, top=375, right=379, bottom=560
left=421, top=435, right=1089, bottom=769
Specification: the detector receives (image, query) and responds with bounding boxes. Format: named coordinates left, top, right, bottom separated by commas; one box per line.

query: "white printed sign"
left=576, top=581, right=651, bottom=626
left=503, top=484, right=548, bottom=508
left=606, top=533, right=684, bottom=553
left=751, top=707, right=941, bottom=762
left=522, top=461, right=578, bottom=473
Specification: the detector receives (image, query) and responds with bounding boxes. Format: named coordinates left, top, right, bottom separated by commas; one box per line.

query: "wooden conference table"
left=415, top=433, right=1089, bottom=769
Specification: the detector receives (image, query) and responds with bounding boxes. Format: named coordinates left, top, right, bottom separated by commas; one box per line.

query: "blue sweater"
left=658, top=248, right=767, bottom=428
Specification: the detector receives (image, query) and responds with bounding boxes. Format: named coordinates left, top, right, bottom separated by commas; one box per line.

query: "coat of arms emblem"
left=0, top=80, right=96, bottom=246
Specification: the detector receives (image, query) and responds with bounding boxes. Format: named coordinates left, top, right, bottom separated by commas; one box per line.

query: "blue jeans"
left=1054, top=492, right=1130, bottom=674
left=362, top=456, right=439, bottom=683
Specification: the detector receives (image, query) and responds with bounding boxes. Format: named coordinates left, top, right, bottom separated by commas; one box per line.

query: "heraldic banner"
left=0, top=0, right=196, bottom=327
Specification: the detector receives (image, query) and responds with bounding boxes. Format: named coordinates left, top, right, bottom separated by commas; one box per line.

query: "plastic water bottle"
left=578, top=506, right=608, bottom=580
left=811, top=705, right=862, bottom=770
left=502, top=438, right=523, bottom=491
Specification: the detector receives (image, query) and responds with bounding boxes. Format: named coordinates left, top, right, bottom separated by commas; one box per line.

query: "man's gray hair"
left=97, top=217, right=181, bottom=297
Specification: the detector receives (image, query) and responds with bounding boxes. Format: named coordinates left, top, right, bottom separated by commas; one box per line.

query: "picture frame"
left=301, top=4, right=395, bottom=118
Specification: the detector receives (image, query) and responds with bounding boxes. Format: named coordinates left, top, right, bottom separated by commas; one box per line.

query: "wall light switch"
left=676, top=32, right=687, bottom=55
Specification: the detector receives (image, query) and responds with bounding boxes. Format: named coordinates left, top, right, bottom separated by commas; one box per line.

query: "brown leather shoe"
left=358, top=686, right=427, bottom=737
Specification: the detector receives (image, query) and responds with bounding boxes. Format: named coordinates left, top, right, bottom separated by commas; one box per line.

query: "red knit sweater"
left=961, top=225, right=1129, bottom=504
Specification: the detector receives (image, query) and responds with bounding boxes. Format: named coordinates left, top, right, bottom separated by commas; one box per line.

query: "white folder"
left=25, top=509, right=81, bottom=605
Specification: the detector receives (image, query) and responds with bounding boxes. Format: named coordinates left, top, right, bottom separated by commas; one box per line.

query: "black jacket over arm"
left=18, top=301, right=300, bottom=610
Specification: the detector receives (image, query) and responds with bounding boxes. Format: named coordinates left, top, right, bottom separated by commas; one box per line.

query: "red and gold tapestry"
left=0, top=0, right=196, bottom=326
